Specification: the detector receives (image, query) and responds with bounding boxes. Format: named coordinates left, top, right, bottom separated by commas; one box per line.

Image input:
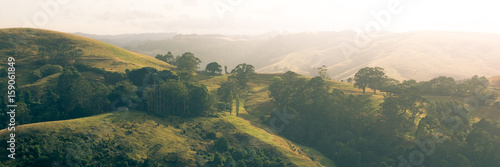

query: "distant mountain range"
left=75, top=31, right=500, bottom=81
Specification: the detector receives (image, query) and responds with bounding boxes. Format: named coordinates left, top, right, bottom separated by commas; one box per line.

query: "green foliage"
left=217, top=78, right=238, bottom=103
left=217, top=78, right=239, bottom=114
left=176, top=52, right=201, bottom=72
left=57, top=66, right=110, bottom=118
left=16, top=101, right=33, bottom=125
left=27, top=64, right=63, bottom=82
left=231, top=63, right=256, bottom=88
left=28, top=70, right=42, bottom=81
left=347, top=77, right=353, bottom=83
left=317, top=65, right=329, bottom=79
left=354, top=67, right=387, bottom=94
left=212, top=153, right=224, bottom=166
left=145, top=79, right=188, bottom=117
left=108, top=80, right=137, bottom=109
left=237, top=160, right=247, bottom=167
left=38, top=44, right=83, bottom=66
left=73, top=63, right=107, bottom=74
left=38, top=64, right=63, bottom=76
left=205, top=62, right=223, bottom=75
left=216, top=137, right=230, bottom=152
left=209, top=136, right=288, bottom=167
left=186, top=83, right=212, bottom=116
left=268, top=71, right=301, bottom=106
left=155, top=51, right=176, bottom=65
left=104, top=71, right=127, bottom=85
left=0, top=131, right=140, bottom=166
left=235, top=93, right=240, bottom=116
left=268, top=74, right=373, bottom=166
left=267, top=69, right=499, bottom=166
left=216, top=102, right=229, bottom=112
left=145, top=79, right=212, bottom=117
left=419, top=75, right=491, bottom=98
left=126, top=67, right=158, bottom=86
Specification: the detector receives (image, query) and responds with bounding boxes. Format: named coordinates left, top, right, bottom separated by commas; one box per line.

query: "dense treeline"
left=269, top=72, right=379, bottom=166
left=6, top=132, right=139, bottom=167
left=268, top=70, right=500, bottom=167
left=354, top=67, right=496, bottom=99
left=0, top=52, right=213, bottom=129
left=155, top=52, right=201, bottom=72
left=145, top=79, right=211, bottom=117
left=416, top=75, right=493, bottom=97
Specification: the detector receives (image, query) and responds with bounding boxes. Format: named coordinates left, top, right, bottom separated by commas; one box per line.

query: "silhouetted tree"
left=318, top=65, right=329, bottom=79
left=354, top=67, right=387, bottom=94
left=176, top=52, right=201, bottom=72
left=205, top=62, right=222, bottom=75
left=231, top=63, right=256, bottom=88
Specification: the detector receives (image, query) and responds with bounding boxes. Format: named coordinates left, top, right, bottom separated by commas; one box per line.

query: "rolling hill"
left=73, top=32, right=178, bottom=49
left=0, top=28, right=174, bottom=74
left=2, top=28, right=498, bottom=166
left=0, top=28, right=335, bottom=166
left=107, top=31, right=500, bottom=81
left=0, top=111, right=335, bottom=166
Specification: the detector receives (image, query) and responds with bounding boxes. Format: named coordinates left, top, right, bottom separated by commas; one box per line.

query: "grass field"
left=0, top=28, right=175, bottom=86
left=195, top=73, right=393, bottom=167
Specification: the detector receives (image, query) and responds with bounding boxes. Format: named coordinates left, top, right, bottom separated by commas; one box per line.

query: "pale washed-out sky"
left=0, top=0, right=498, bottom=35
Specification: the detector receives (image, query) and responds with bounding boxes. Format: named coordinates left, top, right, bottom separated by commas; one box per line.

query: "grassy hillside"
left=199, top=73, right=384, bottom=117
left=0, top=28, right=174, bottom=85
left=201, top=73, right=344, bottom=166
left=0, top=111, right=332, bottom=166
left=198, top=73, right=389, bottom=166
left=0, top=28, right=336, bottom=166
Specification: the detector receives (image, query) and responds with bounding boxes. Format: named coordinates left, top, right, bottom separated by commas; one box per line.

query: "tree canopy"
left=205, top=62, right=223, bottom=75
left=176, top=52, right=201, bottom=72
left=155, top=51, right=176, bottom=65
left=231, top=63, right=256, bottom=88
left=354, top=67, right=387, bottom=94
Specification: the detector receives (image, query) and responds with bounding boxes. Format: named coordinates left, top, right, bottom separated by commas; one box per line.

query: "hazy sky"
left=1, top=0, right=498, bottom=35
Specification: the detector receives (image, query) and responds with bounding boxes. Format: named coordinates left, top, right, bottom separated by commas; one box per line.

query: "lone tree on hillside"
left=318, top=65, right=329, bottom=79
left=176, top=52, right=201, bottom=72
left=205, top=62, right=222, bottom=75
left=347, top=77, right=353, bottom=84
left=231, top=63, right=256, bottom=88
left=354, top=67, right=387, bottom=94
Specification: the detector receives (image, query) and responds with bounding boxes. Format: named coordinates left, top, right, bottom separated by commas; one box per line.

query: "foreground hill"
left=110, top=31, right=500, bottom=81
left=0, top=28, right=336, bottom=166
left=0, top=111, right=334, bottom=166
left=0, top=28, right=174, bottom=73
